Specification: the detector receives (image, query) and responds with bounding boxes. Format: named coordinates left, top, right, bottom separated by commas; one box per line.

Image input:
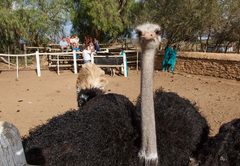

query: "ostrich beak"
left=141, top=33, right=157, bottom=40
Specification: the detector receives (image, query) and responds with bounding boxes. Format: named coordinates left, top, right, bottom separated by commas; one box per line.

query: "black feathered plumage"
left=194, top=118, right=240, bottom=166
left=23, top=94, right=140, bottom=165
left=23, top=89, right=209, bottom=166
left=135, top=89, right=209, bottom=166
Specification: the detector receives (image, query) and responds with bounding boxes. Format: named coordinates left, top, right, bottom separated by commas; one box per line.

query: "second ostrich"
left=22, top=23, right=208, bottom=166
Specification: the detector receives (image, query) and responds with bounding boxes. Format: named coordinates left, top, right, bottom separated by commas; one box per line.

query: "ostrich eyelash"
left=136, top=31, right=142, bottom=37
left=155, top=30, right=160, bottom=35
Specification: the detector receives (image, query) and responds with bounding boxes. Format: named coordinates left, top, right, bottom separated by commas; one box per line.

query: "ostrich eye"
left=136, top=30, right=142, bottom=37
left=155, top=30, right=160, bottom=35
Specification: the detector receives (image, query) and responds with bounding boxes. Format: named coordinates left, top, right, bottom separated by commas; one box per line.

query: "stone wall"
left=155, top=51, right=240, bottom=81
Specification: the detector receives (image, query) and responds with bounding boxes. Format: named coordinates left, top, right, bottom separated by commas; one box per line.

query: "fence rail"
left=0, top=49, right=128, bottom=78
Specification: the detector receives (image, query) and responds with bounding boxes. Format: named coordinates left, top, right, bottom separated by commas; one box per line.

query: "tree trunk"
left=205, top=30, right=211, bottom=53
left=238, top=39, right=240, bottom=54
left=224, top=42, right=231, bottom=53
left=199, top=33, right=206, bottom=52
left=95, top=29, right=104, bottom=41
left=50, top=35, right=53, bottom=44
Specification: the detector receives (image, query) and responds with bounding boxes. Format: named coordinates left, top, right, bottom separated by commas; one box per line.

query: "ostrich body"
left=22, top=23, right=209, bottom=166
left=193, top=118, right=240, bottom=166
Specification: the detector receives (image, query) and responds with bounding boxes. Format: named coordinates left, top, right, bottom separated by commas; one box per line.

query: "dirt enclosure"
left=0, top=68, right=240, bottom=137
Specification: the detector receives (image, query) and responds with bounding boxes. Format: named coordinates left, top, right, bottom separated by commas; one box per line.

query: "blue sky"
left=63, top=22, right=72, bottom=37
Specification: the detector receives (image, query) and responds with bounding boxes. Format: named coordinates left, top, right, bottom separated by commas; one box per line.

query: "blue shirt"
left=60, top=40, right=68, bottom=47
left=120, top=51, right=125, bottom=55
left=72, top=47, right=79, bottom=52
left=170, top=49, right=177, bottom=59
left=164, top=46, right=171, bottom=58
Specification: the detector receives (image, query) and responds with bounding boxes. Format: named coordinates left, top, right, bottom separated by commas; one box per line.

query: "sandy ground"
left=0, top=68, right=240, bottom=137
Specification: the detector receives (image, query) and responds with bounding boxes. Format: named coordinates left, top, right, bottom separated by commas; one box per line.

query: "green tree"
left=194, top=0, right=222, bottom=52
left=211, top=0, right=240, bottom=53
left=70, top=0, right=135, bottom=43
left=0, top=0, right=69, bottom=53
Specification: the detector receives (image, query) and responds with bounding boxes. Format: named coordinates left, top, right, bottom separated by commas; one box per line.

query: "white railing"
left=0, top=50, right=128, bottom=77
left=0, top=51, right=77, bottom=78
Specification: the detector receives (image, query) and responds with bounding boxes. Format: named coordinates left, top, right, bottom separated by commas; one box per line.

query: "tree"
left=0, top=0, right=70, bottom=53
left=70, top=0, right=135, bottom=43
left=211, top=0, right=240, bottom=53
left=135, top=0, right=240, bottom=53
left=134, top=0, right=202, bottom=44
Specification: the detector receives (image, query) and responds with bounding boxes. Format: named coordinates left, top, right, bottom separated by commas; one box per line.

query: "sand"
left=0, top=69, right=240, bottom=137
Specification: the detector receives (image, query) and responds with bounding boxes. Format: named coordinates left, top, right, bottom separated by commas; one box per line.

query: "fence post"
left=123, top=53, right=127, bottom=77
left=36, top=51, right=41, bottom=77
left=73, top=50, right=77, bottom=74
left=106, top=49, right=109, bottom=53
left=16, top=56, right=19, bottom=78
left=8, top=46, right=10, bottom=69
left=57, top=54, right=60, bottom=75
left=24, top=44, right=27, bottom=68
left=91, top=52, right=94, bottom=64
left=137, top=51, right=138, bottom=74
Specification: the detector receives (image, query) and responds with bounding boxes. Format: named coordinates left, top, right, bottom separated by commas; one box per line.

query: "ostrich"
left=192, top=118, right=240, bottom=166
left=22, top=23, right=208, bottom=166
left=76, top=62, right=108, bottom=107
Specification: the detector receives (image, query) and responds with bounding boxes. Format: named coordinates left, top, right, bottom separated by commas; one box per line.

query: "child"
left=72, top=43, right=81, bottom=59
left=168, top=45, right=177, bottom=72
left=70, top=36, right=76, bottom=46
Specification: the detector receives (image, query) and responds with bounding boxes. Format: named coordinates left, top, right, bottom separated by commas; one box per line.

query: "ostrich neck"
left=140, top=47, right=158, bottom=159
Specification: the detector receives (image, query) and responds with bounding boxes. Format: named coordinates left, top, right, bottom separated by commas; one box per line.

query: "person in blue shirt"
left=59, top=37, right=69, bottom=52
left=162, top=42, right=171, bottom=71
left=120, top=48, right=128, bottom=76
left=72, top=43, right=81, bottom=59
left=168, top=45, right=177, bottom=72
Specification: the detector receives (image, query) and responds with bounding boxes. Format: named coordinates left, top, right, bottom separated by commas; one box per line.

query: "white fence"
left=0, top=49, right=129, bottom=78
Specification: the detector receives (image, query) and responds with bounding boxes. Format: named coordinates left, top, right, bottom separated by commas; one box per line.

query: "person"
left=59, top=37, right=69, bottom=52
left=85, top=34, right=92, bottom=46
left=162, top=42, right=171, bottom=71
left=72, top=43, right=81, bottom=59
left=82, top=47, right=92, bottom=63
left=66, top=36, right=70, bottom=46
left=93, top=37, right=100, bottom=51
left=70, top=36, right=76, bottom=47
left=168, top=45, right=177, bottom=72
left=120, top=48, right=128, bottom=76
left=75, top=35, right=79, bottom=43
left=75, top=35, right=79, bottom=47
left=79, top=43, right=86, bottom=52
left=88, top=42, right=94, bottom=52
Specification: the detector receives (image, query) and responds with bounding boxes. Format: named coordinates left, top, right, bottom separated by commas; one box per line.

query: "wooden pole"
left=57, top=55, right=60, bottom=75
left=8, top=46, right=10, bottom=69
left=16, top=56, right=19, bottom=78
left=36, top=51, right=41, bottom=77
left=73, top=50, right=77, bottom=74
left=137, top=51, right=138, bottom=74
left=24, top=44, right=27, bottom=68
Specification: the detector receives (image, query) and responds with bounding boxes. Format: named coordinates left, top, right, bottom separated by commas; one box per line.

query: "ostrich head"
left=135, top=23, right=161, bottom=50
left=76, top=63, right=108, bottom=93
